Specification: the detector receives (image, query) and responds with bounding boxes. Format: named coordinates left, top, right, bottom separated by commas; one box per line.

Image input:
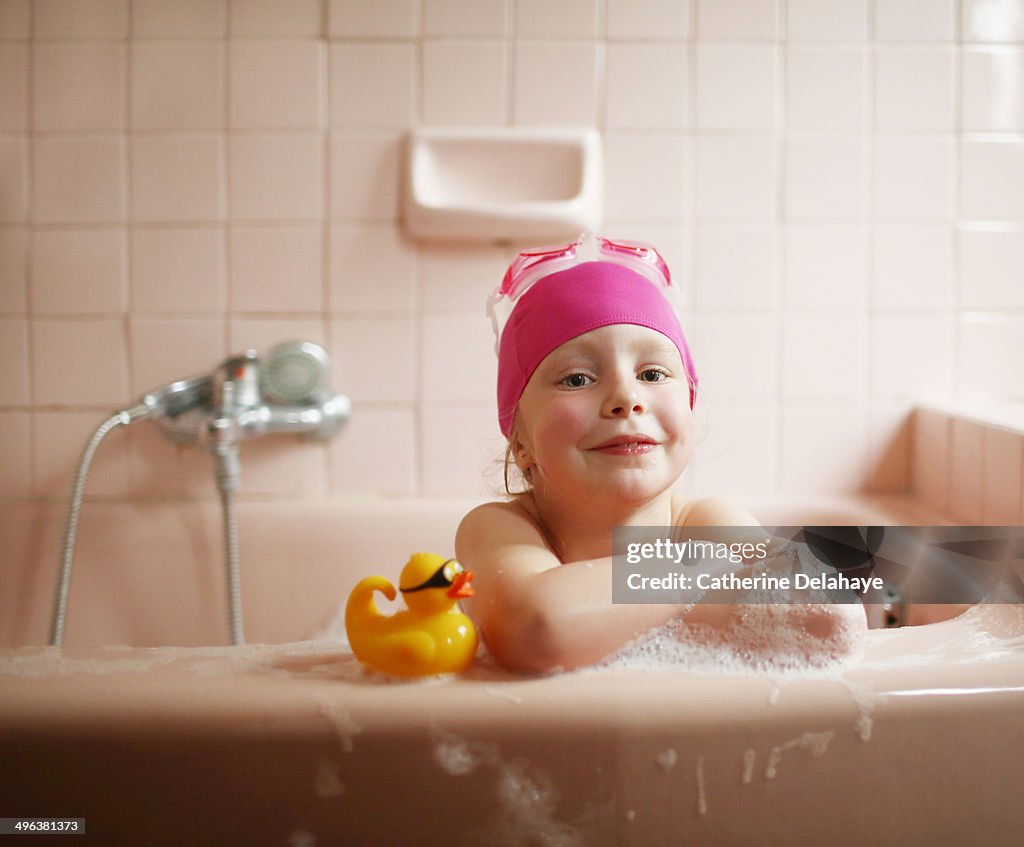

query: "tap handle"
left=215, top=350, right=260, bottom=413
left=260, top=340, right=331, bottom=405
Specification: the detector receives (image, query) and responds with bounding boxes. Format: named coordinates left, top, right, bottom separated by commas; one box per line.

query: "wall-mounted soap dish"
left=403, top=127, right=602, bottom=243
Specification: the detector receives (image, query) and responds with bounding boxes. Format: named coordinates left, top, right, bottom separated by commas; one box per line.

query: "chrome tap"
left=134, top=341, right=351, bottom=448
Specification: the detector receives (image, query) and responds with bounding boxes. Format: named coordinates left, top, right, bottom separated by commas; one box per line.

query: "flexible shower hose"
left=49, top=411, right=130, bottom=647
left=50, top=412, right=247, bottom=647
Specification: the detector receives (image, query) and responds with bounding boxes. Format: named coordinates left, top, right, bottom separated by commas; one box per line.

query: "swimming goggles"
left=487, top=231, right=683, bottom=350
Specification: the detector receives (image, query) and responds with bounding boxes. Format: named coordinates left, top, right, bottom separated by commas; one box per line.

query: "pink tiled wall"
left=2, top=0, right=1024, bottom=506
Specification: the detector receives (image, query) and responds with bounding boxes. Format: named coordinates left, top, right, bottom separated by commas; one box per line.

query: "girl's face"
left=513, top=324, right=694, bottom=506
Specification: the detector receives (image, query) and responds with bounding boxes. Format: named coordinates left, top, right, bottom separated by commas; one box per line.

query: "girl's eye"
left=639, top=369, right=667, bottom=382
left=560, top=372, right=592, bottom=388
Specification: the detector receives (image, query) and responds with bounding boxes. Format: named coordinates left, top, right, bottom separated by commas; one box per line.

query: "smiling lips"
left=588, top=434, right=659, bottom=456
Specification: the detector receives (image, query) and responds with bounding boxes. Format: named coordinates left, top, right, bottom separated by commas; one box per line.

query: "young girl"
left=455, top=234, right=867, bottom=674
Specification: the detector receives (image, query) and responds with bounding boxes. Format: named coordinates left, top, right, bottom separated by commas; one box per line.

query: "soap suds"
left=742, top=749, right=756, bottom=784
left=314, top=757, right=345, bottom=798
left=764, top=731, right=834, bottom=780
left=435, top=729, right=582, bottom=847
left=696, top=756, right=707, bottom=816
left=314, top=698, right=362, bottom=753
left=656, top=748, right=678, bottom=773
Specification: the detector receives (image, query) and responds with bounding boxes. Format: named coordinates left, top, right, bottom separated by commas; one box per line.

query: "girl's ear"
left=508, top=420, right=534, bottom=471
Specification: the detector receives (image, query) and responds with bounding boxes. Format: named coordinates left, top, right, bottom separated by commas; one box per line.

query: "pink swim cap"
left=496, top=261, right=698, bottom=437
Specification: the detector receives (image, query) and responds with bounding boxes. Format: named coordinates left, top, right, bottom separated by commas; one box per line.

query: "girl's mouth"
left=589, top=436, right=658, bottom=456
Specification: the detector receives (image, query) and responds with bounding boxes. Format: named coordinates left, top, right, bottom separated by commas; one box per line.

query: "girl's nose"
left=602, top=379, right=645, bottom=417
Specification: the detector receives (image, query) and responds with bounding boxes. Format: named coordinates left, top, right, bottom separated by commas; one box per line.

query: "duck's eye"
left=561, top=372, right=592, bottom=388
left=443, top=561, right=460, bottom=581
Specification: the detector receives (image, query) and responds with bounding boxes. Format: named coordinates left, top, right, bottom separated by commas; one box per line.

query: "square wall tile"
left=420, top=314, right=495, bottom=404
left=131, top=227, right=227, bottom=313
left=127, top=422, right=220, bottom=498
left=131, top=0, right=226, bottom=37
left=957, top=315, right=1024, bottom=399
left=912, top=407, right=949, bottom=515
left=230, top=134, right=323, bottom=221
left=419, top=242, right=508, bottom=311
left=0, top=228, right=28, bottom=312
left=329, top=42, right=414, bottom=129
left=236, top=437, right=328, bottom=496
left=517, top=0, right=597, bottom=37
left=869, top=313, right=954, bottom=402
left=328, top=407, right=415, bottom=495
left=787, top=0, right=868, bottom=40
left=696, top=45, right=777, bottom=131
left=129, top=318, right=226, bottom=395
left=958, top=227, right=1024, bottom=309
left=874, top=48, right=955, bottom=132
left=31, top=319, right=129, bottom=406
left=960, top=140, right=1024, bottom=220
left=329, top=317, right=415, bottom=403
left=33, top=43, right=125, bottom=131
left=688, top=401, right=776, bottom=497
left=785, top=138, right=865, bottom=220
left=421, top=405, right=500, bottom=497
left=230, top=0, right=322, bottom=36
left=329, top=224, right=415, bottom=312
left=871, top=225, right=954, bottom=310
left=697, top=0, right=778, bottom=40
left=31, top=229, right=126, bottom=314
left=328, top=0, right=418, bottom=38
left=606, top=44, right=688, bottom=129
left=786, top=47, right=866, bottom=131
left=33, top=137, right=125, bottom=224
left=607, top=0, right=687, bottom=39
left=694, top=225, right=777, bottom=311
left=131, top=42, right=225, bottom=131
left=422, top=42, right=506, bottom=125
left=0, top=44, right=27, bottom=131
left=950, top=417, right=984, bottom=523
left=0, top=138, right=28, bottom=223
left=426, top=0, right=508, bottom=36
left=875, top=0, right=955, bottom=42
left=33, top=411, right=131, bottom=497
left=329, top=134, right=402, bottom=221
left=131, top=135, right=225, bottom=223
left=779, top=403, right=866, bottom=494
left=230, top=226, right=323, bottom=312
left=0, top=317, right=29, bottom=405
left=693, top=315, right=778, bottom=400
left=784, top=224, right=867, bottom=310
left=231, top=41, right=323, bottom=129
left=34, top=0, right=128, bottom=38
left=694, top=136, right=776, bottom=220
left=514, top=42, right=598, bottom=126
left=228, top=317, right=326, bottom=355
left=983, top=426, right=1022, bottom=523
left=604, top=133, right=688, bottom=221
left=782, top=313, right=863, bottom=401
left=962, top=48, right=1024, bottom=132
left=0, top=1, right=31, bottom=38
left=961, top=0, right=1024, bottom=42
left=0, top=412, right=30, bottom=496
left=874, top=139, right=953, bottom=221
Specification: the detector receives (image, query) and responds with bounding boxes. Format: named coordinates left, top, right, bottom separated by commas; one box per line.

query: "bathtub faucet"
left=131, top=341, right=351, bottom=448
left=50, top=340, right=350, bottom=649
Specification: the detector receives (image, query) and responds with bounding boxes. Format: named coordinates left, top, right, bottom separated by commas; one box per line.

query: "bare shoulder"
left=673, top=493, right=761, bottom=527
left=455, top=497, right=559, bottom=578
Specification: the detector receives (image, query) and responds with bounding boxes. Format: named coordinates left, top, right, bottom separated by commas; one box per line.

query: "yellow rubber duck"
left=345, top=553, right=478, bottom=677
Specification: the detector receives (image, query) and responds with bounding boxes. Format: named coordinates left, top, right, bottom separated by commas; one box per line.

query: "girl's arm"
left=456, top=502, right=686, bottom=673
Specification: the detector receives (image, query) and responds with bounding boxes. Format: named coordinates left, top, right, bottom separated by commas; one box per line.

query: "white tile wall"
left=1, top=0, right=1023, bottom=514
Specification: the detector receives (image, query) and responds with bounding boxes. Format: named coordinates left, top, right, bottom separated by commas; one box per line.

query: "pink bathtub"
left=2, top=495, right=1023, bottom=845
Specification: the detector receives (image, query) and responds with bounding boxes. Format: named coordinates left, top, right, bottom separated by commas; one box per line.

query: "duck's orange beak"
left=447, top=570, right=474, bottom=599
